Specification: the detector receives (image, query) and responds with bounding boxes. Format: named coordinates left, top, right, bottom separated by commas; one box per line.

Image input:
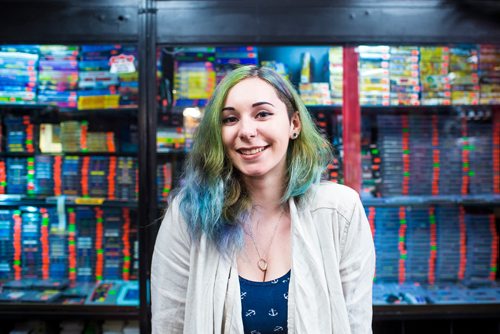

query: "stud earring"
left=292, top=132, right=298, bottom=139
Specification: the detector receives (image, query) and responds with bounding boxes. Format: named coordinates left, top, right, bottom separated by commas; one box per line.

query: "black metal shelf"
left=305, top=105, right=342, bottom=112
left=361, top=104, right=498, bottom=115
left=373, top=303, right=500, bottom=320
left=157, top=148, right=189, bottom=155
left=0, top=105, right=138, bottom=121
left=0, top=304, right=139, bottom=321
left=362, top=195, right=500, bottom=207
left=0, top=195, right=138, bottom=208
left=0, top=152, right=138, bottom=157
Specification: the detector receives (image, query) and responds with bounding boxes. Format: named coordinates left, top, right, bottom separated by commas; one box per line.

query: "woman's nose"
left=239, top=119, right=257, bottom=139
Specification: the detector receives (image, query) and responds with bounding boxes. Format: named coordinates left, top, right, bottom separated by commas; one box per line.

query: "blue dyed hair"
left=174, top=65, right=333, bottom=254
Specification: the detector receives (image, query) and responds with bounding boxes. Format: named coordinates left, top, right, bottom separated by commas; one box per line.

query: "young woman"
left=151, top=65, right=375, bottom=333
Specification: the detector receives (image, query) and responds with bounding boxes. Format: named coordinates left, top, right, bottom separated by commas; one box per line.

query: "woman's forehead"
left=225, top=78, right=280, bottom=104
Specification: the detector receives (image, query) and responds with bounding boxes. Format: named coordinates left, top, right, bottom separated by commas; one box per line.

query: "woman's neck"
left=243, top=175, right=285, bottom=213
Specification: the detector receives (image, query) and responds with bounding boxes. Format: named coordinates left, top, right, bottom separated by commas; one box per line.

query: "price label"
left=75, top=197, right=105, bottom=205
left=109, top=54, right=136, bottom=74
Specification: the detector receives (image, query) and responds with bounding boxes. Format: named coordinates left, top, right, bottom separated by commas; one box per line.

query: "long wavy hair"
left=175, top=65, right=333, bottom=253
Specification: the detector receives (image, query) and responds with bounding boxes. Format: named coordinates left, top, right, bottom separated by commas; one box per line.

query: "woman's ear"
left=290, top=111, right=302, bottom=139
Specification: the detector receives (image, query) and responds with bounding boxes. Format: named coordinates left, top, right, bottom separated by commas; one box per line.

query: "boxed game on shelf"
left=389, top=46, right=420, bottom=106
left=173, top=47, right=216, bottom=107
left=0, top=45, right=39, bottom=105
left=329, top=47, right=343, bottom=106
left=358, top=45, right=391, bottom=106
left=78, top=45, right=138, bottom=110
left=4, top=115, right=35, bottom=153
left=420, top=46, right=451, bottom=105
left=449, top=45, right=480, bottom=105
left=479, top=44, right=500, bottom=104
left=215, top=46, right=258, bottom=83
left=37, top=45, right=79, bottom=108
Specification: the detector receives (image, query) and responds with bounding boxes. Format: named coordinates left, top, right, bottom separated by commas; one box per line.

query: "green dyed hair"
left=177, top=65, right=333, bottom=251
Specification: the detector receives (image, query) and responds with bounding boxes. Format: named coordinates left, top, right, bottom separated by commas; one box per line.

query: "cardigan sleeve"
left=151, top=198, right=191, bottom=334
left=339, top=194, right=376, bottom=334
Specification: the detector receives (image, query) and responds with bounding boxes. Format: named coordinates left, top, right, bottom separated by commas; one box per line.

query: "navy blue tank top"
left=239, top=270, right=290, bottom=334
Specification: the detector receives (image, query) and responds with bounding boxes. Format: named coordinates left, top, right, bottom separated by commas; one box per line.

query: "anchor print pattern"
left=239, top=270, right=291, bottom=334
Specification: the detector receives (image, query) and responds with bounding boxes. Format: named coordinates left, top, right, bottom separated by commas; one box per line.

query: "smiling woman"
left=151, top=65, right=375, bottom=334
left=221, top=77, right=301, bottom=180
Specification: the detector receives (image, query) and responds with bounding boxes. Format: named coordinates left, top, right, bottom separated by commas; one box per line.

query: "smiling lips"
left=237, top=145, right=269, bottom=155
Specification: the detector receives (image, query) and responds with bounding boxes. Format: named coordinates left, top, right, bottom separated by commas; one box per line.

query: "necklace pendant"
left=257, top=258, right=268, bottom=271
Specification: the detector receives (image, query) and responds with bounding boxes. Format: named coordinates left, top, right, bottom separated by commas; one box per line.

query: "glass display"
left=0, top=44, right=140, bottom=308
left=155, top=44, right=499, bottom=309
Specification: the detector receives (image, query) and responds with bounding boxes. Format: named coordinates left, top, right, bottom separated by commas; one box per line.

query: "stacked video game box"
left=464, top=212, right=496, bottom=283
left=329, top=47, right=343, bottom=106
left=115, top=157, right=138, bottom=201
left=377, top=115, right=404, bottom=196
left=0, top=210, right=14, bottom=279
left=215, top=46, right=258, bottom=84
left=6, top=158, right=27, bottom=195
left=479, top=45, right=500, bottom=104
left=102, top=208, right=123, bottom=280
left=0, top=45, right=39, bottom=105
left=75, top=207, right=96, bottom=282
left=4, top=115, right=35, bottom=153
left=21, top=208, right=42, bottom=279
left=86, top=156, right=110, bottom=198
left=435, top=206, right=461, bottom=281
left=467, top=120, right=494, bottom=194
left=449, top=45, right=479, bottom=105
left=62, top=156, right=81, bottom=196
left=173, top=47, right=216, bottom=107
left=60, top=121, right=84, bottom=152
left=116, top=45, right=139, bottom=108
left=358, top=45, right=390, bottom=106
left=157, top=162, right=172, bottom=202
left=405, top=208, right=431, bottom=283
left=45, top=207, right=68, bottom=280
left=38, top=45, right=79, bottom=108
left=420, top=47, right=451, bottom=105
left=33, top=155, right=55, bottom=196
left=389, top=46, right=420, bottom=106
left=437, top=115, right=463, bottom=195
left=408, top=115, right=433, bottom=195
left=78, top=45, right=121, bottom=110
left=371, top=207, right=400, bottom=282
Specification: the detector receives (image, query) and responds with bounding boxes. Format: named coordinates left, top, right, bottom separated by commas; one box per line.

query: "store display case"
left=0, top=44, right=141, bottom=332
left=153, top=43, right=499, bottom=332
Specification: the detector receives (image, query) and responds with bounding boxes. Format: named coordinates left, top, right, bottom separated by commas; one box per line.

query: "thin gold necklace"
left=245, top=207, right=286, bottom=278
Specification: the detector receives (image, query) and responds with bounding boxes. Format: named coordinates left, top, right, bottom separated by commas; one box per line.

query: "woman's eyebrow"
left=222, top=101, right=274, bottom=112
left=221, top=106, right=235, bottom=112
left=252, top=101, right=274, bottom=108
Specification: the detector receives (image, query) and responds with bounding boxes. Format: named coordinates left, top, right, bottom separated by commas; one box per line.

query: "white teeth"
left=240, top=147, right=266, bottom=155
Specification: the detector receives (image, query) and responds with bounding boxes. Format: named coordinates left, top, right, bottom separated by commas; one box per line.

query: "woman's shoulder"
left=304, top=182, right=361, bottom=218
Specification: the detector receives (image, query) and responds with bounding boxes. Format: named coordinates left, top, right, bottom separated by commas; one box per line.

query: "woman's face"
left=221, top=77, right=301, bottom=180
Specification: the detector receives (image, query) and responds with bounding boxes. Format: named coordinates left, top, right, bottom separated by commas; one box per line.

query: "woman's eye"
left=222, top=116, right=238, bottom=124
left=256, top=111, right=273, bottom=119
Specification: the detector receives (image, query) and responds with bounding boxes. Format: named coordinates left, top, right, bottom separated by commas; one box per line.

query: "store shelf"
left=361, top=104, right=498, bottom=115
left=362, top=195, right=500, bottom=207
left=56, top=107, right=138, bottom=120
left=157, top=148, right=189, bottom=155
left=0, top=195, right=138, bottom=208
left=0, top=152, right=138, bottom=157
left=0, top=304, right=139, bottom=321
left=0, top=105, right=138, bottom=123
left=306, top=105, right=342, bottom=112
left=374, top=303, right=500, bottom=320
